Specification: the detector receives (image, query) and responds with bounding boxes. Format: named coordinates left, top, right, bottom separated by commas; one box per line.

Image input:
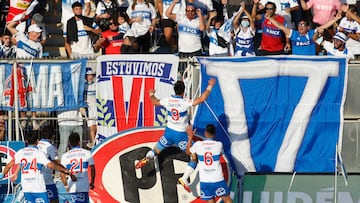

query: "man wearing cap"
left=14, top=23, right=43, bottom=58
left=7, top=13, right=47, bottom=45
left=315, top=31, right=354, bottom=61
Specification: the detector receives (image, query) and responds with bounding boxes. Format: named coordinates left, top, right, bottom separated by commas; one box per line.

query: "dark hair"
left=26, top=130, right=39, bottom=145
left=174, top=81, right=185, bottom=95
left=118, top=12, right=129, bottom=23
left=40, top=125, right=54, bottom=139
left=349, top=5, right=357, bottom=12
left=298, top=18, right=309, bottom=25
left=72, top=1, right=83, bottom=8
left=265, top=2, right=276, bottom=10
left=205, top=124, right=216, bottom=136
left=69, top=132, right=80, bottom=147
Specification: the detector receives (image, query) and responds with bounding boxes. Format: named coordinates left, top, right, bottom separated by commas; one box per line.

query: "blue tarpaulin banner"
left=193, top=56, right=347, bottom=174
left=0, top=60, right=87, bottom=111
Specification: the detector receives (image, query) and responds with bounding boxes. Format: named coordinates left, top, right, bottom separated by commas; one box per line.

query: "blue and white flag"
left=0, top=60, right=87, bottom=111
left=194, top=56, right=347, bottom=174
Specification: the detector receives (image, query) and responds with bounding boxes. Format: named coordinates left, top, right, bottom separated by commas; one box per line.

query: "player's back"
left=38, top=139, right=58, bottom=185
left=15, top=147, right=50, bottom=192
left=161, top=95, right=192, bottom=132
left=61, top=147, right=94, bottom=192
left=190, top=140, right=224, bottom=183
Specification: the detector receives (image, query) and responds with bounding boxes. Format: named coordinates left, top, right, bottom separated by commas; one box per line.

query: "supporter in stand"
left=6, top=0, right=39, bottom=31
left=0, top=32, right=16, bottom=58
left=166, top=0, right=205, bottom=57
left=315, top=31, right=354, bottom=61
left=64, top=2, right=101, bottom=58
left=299, top=0, right=341, bottom=40
left=126, top=0, right=157, bottom=53
left=84, top=68, right=97, bottom=149
left=257, top=0, right=299, bottom=29
left=157, top=0, right=184, bottom=53
left=206, top=10, right=229, bottom=56
left=266, top=12, right=342, bottom=55
left=253, top=0, right=290, bottom=55
left=94, top=16, right=124, bottom=54
left=7, top=13, right=47, bottom=45
left=338, top=4, right=360, bottom=56
left=95, top=0, right=119, bottom=31
left=57, top=108, right=84, bottom=158
left=233, top=2, right=256, bottom=56
left=13, top=23, right=43, bottom=58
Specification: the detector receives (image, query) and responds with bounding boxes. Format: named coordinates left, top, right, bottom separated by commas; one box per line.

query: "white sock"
left=180, top=166, right=194, bottom=183
left=146, top=150, right=156, bottom=160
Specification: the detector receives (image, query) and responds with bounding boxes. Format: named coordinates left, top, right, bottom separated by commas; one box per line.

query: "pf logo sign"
left=90, top=127, right=229, bottom=203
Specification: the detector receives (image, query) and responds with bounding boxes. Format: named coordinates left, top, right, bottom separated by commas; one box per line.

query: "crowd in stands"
left=0, top=0, right=360, bottom=59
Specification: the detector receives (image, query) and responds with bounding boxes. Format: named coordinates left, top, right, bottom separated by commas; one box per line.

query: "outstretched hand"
left=208, top=78, right=216, bottom=86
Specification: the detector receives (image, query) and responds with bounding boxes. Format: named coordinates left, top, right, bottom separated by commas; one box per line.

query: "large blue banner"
left=0, top=60, right=87, bottom=111
left=194, top=56, right=347, bottom=174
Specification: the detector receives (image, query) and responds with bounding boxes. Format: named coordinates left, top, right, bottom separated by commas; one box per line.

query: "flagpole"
left=13, top=61, right=20, bottom=141
left=334, top=145, right=338, bottom=203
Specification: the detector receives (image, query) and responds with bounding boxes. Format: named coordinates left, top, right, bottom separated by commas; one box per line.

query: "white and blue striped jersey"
left=176, top=14, right=202, bottom=53
left=61, top=147, right=94, bottom=193
left=14, top=146, right=51, bottom=193
left=38, top=139, right=58, bottom=185
left=190, top=139, right=224, bottom=183
left=15, top=32, right=43, bottom=59
left=160, top=95, right=192, bottom=132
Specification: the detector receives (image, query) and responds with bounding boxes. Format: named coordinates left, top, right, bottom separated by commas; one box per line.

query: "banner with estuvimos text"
left=194, top=56, right=347, bottom=174
left=96, top=54, right=179, bottom=142
left=0, top=60, right=87, bottom=111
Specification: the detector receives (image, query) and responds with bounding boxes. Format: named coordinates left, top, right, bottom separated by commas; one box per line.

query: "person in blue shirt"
left=266, top=12, right=342, bottom=55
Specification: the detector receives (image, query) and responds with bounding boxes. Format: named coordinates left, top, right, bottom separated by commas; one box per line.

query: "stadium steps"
left=43, top=0, right=65, bottom=58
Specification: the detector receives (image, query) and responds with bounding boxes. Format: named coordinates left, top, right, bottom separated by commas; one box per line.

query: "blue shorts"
left=69, top=192, right=89, bottom=203
left=200, top=180, right=230, bottom=201
left=155, top=127, right=189, bottom=152
left=46, top=184, right=59, bottom=200
left=24, top=192, right=49, bottom=203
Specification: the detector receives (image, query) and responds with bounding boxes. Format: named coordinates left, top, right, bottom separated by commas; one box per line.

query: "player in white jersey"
left=61, top=132, right=95, bottom=203
left=37, top=125, right=61, bottom=203
left=188, top=124, right=232, bottom=203
left=1, top=131, right=74, bottom=203
left=135, top=78, right=216, bottom=192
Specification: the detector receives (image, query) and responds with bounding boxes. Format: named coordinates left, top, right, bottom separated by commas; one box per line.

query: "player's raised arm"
left=192, top=78, right=216, bottom=106
left=149, top=89, right=161, bottom=106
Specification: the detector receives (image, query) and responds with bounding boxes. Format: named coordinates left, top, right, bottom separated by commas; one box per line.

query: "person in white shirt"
left=206, top=10, right=229, bottom=56
left=57, top=109, right=84, bottom=158
left=64, top=2, right=101, bottom=58
left=135, top=78, right=216, bottom=193
left=126, top=0, right=157, bottom=53
left=61, top=132, right=95, bottom=203
left=37, top=125, right=61, bottom=203
left=315, top=31, right=354, bottom=62
left=1, top=131, right=74, bottom=203
left=338, top=5, right=360, bottom=55
left=166, top=0, right=205, bottom=57
left=186, top=124, right=232, bottom=203
left=14, top=23, right=43, bottom=58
